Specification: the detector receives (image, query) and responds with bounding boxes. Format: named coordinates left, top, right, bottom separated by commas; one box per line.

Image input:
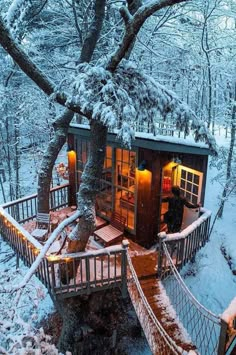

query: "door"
left=176, top=165, right=203, bottom=228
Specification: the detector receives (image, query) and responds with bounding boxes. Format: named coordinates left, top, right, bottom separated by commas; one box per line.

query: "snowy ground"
left=181, top=163, right=236, bottom=315
left=180, top=130, right=236, bottom=316
left=0, top=241, right=56, bottom=353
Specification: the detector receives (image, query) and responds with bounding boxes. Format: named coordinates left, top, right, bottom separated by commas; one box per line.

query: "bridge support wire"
left=162, top=242, right=224, bottom=355
left=126, top=253, right=184, bottom=355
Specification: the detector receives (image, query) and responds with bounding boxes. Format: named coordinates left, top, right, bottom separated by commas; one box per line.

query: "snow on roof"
left=69, top=123, right=210, bottom=151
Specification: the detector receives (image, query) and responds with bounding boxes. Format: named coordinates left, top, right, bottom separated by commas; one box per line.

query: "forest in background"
left=0, top=1, right=236, bottom=353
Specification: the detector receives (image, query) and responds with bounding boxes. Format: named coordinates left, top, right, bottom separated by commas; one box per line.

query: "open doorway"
left=161, top=162, right=203, bottom=231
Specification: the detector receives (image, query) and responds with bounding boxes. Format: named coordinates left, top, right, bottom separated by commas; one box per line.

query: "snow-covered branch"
left=6, top=0, right=30, bottom=32
left=73, top=61, right=217, bottom=153
left=107, top=0, right=189, bottom=72
left=16, top=210, right=81, bottom=290
left=0, top=16, right=87, bottom=117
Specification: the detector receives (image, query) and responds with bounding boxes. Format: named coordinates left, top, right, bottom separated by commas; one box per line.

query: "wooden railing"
left=45, top=243, right=128, bottom=299
left=1, top=184, right=69, bottom=223
left=0, top=184, right=128, bottom=299
left=158, top=208, right=211, bottom=278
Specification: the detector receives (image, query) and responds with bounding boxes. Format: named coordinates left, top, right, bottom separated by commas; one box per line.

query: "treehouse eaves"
left=68, top=123, right=211, bottom=156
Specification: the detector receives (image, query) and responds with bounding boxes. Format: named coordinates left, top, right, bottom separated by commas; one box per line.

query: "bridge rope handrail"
left=162, top=242, right=221, bottom=324
left=126, top=252, right=184, bottom=355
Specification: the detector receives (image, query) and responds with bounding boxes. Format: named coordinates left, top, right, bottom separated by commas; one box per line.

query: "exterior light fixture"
left=138, top=160, right=147, bottom=171
left=171, top=156, right=182, bottom=165
left=175, top=157, right=182, bottom=164
left=67, top=144, right=73, bottom=152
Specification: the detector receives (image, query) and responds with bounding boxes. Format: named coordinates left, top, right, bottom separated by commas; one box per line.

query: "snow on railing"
left=158, top=208, right=212, bottom=275
left=1, top=183, right=69, bottom=223
left=221, top=298, right=236, bottom=354
left=0, top=195, right=129, bottom=299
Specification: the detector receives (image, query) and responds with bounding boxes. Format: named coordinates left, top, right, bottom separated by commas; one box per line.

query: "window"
left=115, top=149, right=136, bottom=231
left=177, top=166, right=203, bottom=205
left=75, top=139, right=137, bottom=232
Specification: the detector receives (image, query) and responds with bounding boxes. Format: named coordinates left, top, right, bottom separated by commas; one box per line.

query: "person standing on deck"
left=162, top=185, right=201, bottom=233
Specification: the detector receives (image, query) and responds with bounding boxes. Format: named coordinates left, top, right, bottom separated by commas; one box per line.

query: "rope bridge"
left=161, top=242, right=224, bottom=355
left=127, top=252, right=184, bottom=354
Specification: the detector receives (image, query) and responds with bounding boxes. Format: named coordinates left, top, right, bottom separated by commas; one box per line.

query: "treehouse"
left=67, top=122, right=210, bottom=247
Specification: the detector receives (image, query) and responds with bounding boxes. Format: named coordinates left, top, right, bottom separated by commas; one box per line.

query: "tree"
left=0, top=0, right=220, bottom=352
left=1, top=0, right=208, bottom=253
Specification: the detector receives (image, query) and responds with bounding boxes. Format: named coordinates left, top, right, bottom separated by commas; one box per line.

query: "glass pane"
left=194, top=175, right=199, bottom=185
left=117, top=188, right=134, bottom=229
left=122, top=150, right=129, bottom=163
left=193, top=185, right=198, bottom=195
left=187, top=182, right=192, bottom=192
left=181, top=170, right=186, bottom=179
left=96, top=186, right=112, bottom=217
left=130, top=154, right=136, bottom=177
left=121, top=163, right=129, bottom=176
left=192, top=195, right=198, bottom=205
left=186, top=192, right=191, bottom=200
left=106, top=146, right=112, bottom=159
left=180, top=179, right=185, bottom=189
left=116, top=148, right=122, bottom=161
left=187, top=172, right=193, bottom=182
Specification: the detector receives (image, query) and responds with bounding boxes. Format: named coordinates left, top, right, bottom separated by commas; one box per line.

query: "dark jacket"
left=163, top=195, right=199, bottom=233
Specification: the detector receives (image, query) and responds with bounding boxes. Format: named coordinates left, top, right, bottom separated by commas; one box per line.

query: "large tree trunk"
left=56, top=289, right=141, bottom=354
left=67, top=120, right=107, bottom=253
left=37, top=110, right=74, bottom=212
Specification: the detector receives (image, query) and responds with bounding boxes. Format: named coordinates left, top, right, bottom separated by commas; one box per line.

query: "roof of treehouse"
left=69, top=122, right=212, bottom=156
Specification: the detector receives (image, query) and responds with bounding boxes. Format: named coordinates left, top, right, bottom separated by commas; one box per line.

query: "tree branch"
left=107, top=0, right=188, bottom=72
left=72, top=0, right=83, bottom=45
left=0, top=16, right=88, bottom=117
left=79, top=0, right=106, bottom=63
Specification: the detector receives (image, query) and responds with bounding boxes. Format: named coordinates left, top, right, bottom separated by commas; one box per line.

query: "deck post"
left=85, top=257, right=91, bottom=294
left=217, top=318, right=228, bottom=355
left=121, top=239, right=129, bottom=298
left=157, top=232, right=166, bottom=279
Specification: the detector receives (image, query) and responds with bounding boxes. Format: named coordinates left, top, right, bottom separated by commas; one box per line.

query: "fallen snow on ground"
left=0, top=239, right=56, bottom=353
left=181, top=164, right=236, bottom=316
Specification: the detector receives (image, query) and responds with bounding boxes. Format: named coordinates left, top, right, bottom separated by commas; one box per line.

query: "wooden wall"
left=135, top=149, right=208, bottom=247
